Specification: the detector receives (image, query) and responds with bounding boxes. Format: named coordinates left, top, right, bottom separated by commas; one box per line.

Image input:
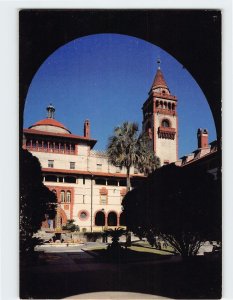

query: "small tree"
left=20, top=149, right=57, bottom=255
left=105, top=227, right=126, bottom=255
left=62, top=219, right=80, bottom=232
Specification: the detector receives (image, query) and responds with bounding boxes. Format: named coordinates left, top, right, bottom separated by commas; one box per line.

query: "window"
left=45, top=175, right=57, bottom=182
left=134, top=167, right=139, bottom=174
left=116, top=166, right=121, bottom=173
left=66, top=191, right=71, bottom=203
left=162, top=120, right=170, bottom=128
left=95, top=178, right=106, bottom=185
left=48, top=160, right=54, bottom=168
left=97, top=163, right=102, bottom=171
left=107, top=179, right=118, bottom=186
left=60, top=191, right=65, bottom=202
left=100, top=194, right=107, bottom=205
left=79, top=210, right=88, bottom=220
left=64, top=176, right=76, bottom=183
left=70, top=162, right=75, bottom=169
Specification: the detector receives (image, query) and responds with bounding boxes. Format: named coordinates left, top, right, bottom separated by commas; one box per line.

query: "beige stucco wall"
left=30, top=124, right=70, bottom=134
left=155, top=113, right=177, bottom=165
left=30, top=147, right=132, bottom=231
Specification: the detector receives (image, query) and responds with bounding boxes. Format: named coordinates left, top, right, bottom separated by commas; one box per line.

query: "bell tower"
left=142, top=61, right=178, bottom=165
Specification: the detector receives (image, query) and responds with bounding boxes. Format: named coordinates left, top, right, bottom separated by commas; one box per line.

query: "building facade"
left=23, top=66, right=179, bottom=232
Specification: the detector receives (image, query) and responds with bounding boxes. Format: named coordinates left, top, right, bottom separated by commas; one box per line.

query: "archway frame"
left=19, top=9, right=221, bottom=143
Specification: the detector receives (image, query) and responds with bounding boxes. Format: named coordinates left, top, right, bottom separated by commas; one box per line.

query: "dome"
left=29, top=118, right=71, bottom=134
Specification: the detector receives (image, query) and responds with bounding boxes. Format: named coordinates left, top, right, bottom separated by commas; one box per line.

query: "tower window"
left=162, top=120, right=170, bottom=127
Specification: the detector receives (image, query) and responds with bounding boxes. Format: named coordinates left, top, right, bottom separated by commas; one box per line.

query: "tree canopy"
left=122, top=164, right=221, bottom=257
left=20, top=149, right=57, bottom=254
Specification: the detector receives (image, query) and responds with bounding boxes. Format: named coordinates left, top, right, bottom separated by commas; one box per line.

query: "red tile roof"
left=42, top=168, right=145, bottom=178
left=23, top=128, right=97, bottom=148
left=151, top=68, right=169, bottom=90
left=29, top=118, right=71, bottom=133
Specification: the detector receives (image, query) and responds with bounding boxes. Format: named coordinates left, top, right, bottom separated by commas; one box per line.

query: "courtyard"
left=20, top=241, right=221, bottom=299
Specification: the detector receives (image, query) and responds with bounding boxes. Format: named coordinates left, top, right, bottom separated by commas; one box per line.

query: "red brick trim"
left=152, top=92, right=177, bottom=101
left=56, top=207, right=68, bottom=226
left=42, top=168, right=145, bottom=178
left=120, top=188, right=127, bottom=196
left=99, top=187, right=108, bottom=195
left=46, top=185, right=74, bottom=219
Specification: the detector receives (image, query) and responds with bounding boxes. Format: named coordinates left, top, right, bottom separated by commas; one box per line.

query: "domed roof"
left=29, top=118, right=71, bottom=134
left=28, top=104, right=71, bottom=134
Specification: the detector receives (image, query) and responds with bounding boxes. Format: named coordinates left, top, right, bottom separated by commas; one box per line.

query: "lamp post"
left=101, top=208, right=105, bottom=232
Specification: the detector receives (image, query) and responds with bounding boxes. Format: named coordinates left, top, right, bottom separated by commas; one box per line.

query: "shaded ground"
left=20, top=244, right=221, bottom=299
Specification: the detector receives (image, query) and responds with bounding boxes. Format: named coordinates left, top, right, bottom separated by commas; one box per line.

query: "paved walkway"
left=64, top=291, right=172, bottom=299
left=20, top=244, right=221, bottom=299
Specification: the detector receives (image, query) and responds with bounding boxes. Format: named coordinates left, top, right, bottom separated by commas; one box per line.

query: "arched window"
left=162, top=119, right=170, bottom=127
left=66, top=191, right=71, bottom=203
left=95, top=211, right=105, bottom=226
left=107, top=212, right=117, bottom=226
left=168, top=102, right=171, bottom=110
left=60, top=190, right=65, bottom=203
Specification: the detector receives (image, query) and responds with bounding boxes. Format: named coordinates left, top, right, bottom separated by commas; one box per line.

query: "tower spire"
left=157, top=57, right=161, bottom=70
left=149, top=59, right=170, bottom=94
left=46, top=104, right=55, bottom=119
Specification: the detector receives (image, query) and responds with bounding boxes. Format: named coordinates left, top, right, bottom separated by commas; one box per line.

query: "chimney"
left=84, top=120, right=90, bottom=138
left=197, top=128, right=208, bottom=148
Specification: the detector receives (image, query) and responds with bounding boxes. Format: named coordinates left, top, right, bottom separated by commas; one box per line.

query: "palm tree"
left=136, top=133, right=161, bottom=175
left=107, top=122, right=139, bottom=191
left=107, top=122, right=160, bottom=191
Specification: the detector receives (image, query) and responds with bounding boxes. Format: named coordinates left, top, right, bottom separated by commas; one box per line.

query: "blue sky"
left=23, top=33, right=216, bottom=158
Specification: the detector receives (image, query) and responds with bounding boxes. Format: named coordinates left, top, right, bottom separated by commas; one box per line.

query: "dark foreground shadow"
left=20, top=253, right=221, bottom=299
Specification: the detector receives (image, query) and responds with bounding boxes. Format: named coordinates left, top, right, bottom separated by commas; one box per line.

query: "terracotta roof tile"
left=151, top=68, right=168, bottom=90
left=29, top=118, right=71, bottom=133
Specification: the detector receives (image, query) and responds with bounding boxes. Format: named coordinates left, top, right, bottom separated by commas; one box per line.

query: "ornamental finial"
left=157, top=57, right=161, bottom=69
left=46, top=103, right=55, bottom=119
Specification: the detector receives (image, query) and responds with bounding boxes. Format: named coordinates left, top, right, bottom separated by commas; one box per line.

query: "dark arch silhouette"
left=95, top=211, right=105, bottom=226
left=19, top=10, right=221, bottom=144
left=119, top=212, right=126, bottom=226
left=107, top=211, right=118, bottom=226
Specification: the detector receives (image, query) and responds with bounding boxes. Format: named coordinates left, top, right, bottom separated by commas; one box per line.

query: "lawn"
left=82, top=242, right=174, bottom=263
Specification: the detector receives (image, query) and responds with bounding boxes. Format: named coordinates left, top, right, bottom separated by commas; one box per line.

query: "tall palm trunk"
left=126, top=167, right=131, bottom=192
